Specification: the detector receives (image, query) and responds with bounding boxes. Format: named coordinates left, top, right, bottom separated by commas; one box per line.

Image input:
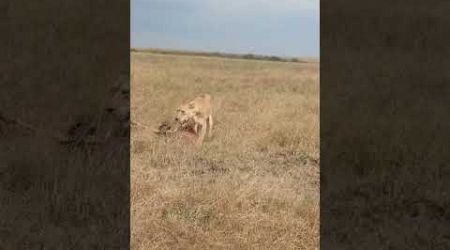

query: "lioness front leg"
left=207, top=115, right=213, bottom=138
left=196, top=120, right=207, bottom=146
left=193, top=123, right=198, bottom=134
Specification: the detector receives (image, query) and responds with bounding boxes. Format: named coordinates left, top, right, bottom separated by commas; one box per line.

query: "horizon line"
left=131, top=47, right=319, bottom=61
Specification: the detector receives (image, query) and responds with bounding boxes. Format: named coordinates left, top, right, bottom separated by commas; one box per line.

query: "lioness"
left=174, top=93, right=213, bottom=146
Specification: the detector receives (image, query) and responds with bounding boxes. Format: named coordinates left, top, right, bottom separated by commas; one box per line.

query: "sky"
left=131, top=0, right=319, bottom=58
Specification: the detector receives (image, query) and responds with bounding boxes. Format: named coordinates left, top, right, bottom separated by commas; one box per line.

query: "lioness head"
left=103, top=75, right=130, bottom=137
left=175, top=102, right=199, bottom=128
left=106, top=75, right=129, bottom=121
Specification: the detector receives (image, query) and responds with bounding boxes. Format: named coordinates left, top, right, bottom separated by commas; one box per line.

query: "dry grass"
left=131, top=52, right=319, bottom=250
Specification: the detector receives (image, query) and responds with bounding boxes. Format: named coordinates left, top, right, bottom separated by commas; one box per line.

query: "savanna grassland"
left=131, top=51, right=319, bottom=250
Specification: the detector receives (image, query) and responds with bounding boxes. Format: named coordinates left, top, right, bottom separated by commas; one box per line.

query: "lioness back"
left=190, top=93, right=212, bottom=115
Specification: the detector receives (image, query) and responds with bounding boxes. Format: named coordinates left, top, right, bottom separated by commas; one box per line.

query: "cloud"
left=133, top=0, right=318, bottom=14
left=131, top=0, right=319, bottom=57
left=207, top=0, right=318, bottom=13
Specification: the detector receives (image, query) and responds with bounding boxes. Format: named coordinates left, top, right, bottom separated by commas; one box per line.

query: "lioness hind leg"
left=207, top=115, right=213, bottom=138
left=196, top=120, right=207, bottom=146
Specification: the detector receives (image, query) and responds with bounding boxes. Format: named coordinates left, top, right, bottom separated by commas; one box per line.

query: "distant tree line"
left=131, top=48, right=306, bottom=63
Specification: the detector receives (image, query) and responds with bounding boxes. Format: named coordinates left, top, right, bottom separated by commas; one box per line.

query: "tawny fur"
left=174, top=94, right=213, bottom=146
